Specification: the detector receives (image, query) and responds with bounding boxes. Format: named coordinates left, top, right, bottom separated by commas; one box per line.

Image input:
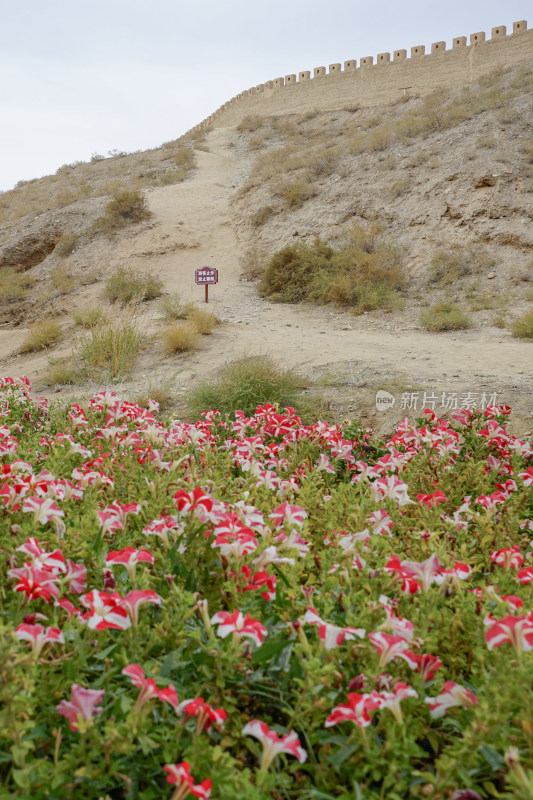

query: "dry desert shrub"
left=275, top=181, right=318, bottom=209
left=0, top=268, right=33, bottom=303
left=72, top=307, right=107, bottom=328
left=92, top=189, right=150, bottom=235
left=161, top=322, right=200, bottom=354
left=188, top=307, right=220, bottom=335
left=158, top=293, right=195, bottom=321
left=43, top=357, right=79, bottom=387
left=240, top=247, right=270, bottom=281
left=19, top=320, right=62, bottom=353
left=50, top=265, right=76, bottom=294
left=511, top=309, right=533, bottom=339
left=251, top=205, right=276, bottom=227
left=429, top=244, right=495, bottom=286
left=104, top=266, right=164, bottom=305
left=420, top=302, right=472, bottom=331
left=237, top=115, right=264, bottom=133
left=258, top=222, right=405, bottom=314
left=54, top=232, right=81, bottom=257
left=77, top=304, right=146, bottom=380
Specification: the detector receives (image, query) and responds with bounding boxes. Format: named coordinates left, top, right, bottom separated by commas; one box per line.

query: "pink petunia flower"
left=106, top=547, right=154, bottom=581
left=377, top=682, right=418, bottom=724
left=15, top=623, right=64, bottom=657
left=269, top=502, right=307, bottom=529
left=368, top=632, right=417, bottom=669
left=325, top=691, right=384, bottom=728
left=56, top=683, right=105, bottom=732
left=122, top=590, right=162, bottom=627
left=490, top=546, right=524, bottom=570
left=425, top=681, right=478, bottom=718
left=484, top=614, right=533, bottom=656
left=242, top=719, right=307, bottom=771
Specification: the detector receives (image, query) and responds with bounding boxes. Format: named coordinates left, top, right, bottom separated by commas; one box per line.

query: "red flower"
left=417, top=491, right=447, bottom=507
left=325, top=691, right=384, bottom=728
left=178, top=697, right=227, bottom=731
left=122, top=663, right=178, bottom=709
left=490, top=546, right=524, bottom=570
left=106, top=547, right=154, bottom=581
left=301, top=608, right=365, bottom=650
left=210, top=609, right=266, bottom=647
left=80, top=590, right=131, bottom=630
left=163, top=762, right=211, bottom=800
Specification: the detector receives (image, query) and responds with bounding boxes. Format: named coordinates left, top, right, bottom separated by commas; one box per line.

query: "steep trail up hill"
left=1, top=127, right=532, bottom=434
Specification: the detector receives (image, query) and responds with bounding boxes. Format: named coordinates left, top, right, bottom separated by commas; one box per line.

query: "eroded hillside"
left=0, top=62, right=532, bottom=437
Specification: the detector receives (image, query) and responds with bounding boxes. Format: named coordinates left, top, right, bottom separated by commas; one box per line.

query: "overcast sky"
left=0, top=0, right=531, bottom=192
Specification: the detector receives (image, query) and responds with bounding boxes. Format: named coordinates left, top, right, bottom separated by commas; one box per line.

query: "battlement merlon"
left=183, top=20, right=531, bottom=137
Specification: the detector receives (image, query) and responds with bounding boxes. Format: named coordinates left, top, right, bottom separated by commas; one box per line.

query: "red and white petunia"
left=80, top=590, right=131, bottom=630
left=518, top=467, right=533, bottom=487
left=64, top=559, right=87, bottom=594
left=484, top=613, right=533, bottom=655
left=210, top=609, right=267, bottom=647
left=212, top=529, right=259, bottom=559
left=106, top=547, right=154, bottom=581
left=16, top=538, right=65, bottom=573
left=377, top=682, right=418, bottom=724
left=388, top=554, right=441, bottom=593
left=301, top=608, right=365, bottom=650
left=517, top=567, right=533, bottom=585
left=163, top=761, right=211, bottom=800
left=122, top=663, right=178, bottom=710
left=15, top=623, right=64, bottom=657
left=8, top=564, right=61, bottom=602
left=269, top=502, right=307, bottom=529
left=96, top=508, right=124, bottom=536
left=368, top=632, right=417, bottom=669
left=56, top=684, right=105, bottom=732
left=490, top=546, right=524, bottom=570
left=177, top=697, right=227, bottom=732
left=425, top=681, right=478, bottom=718
left=377, top=596, right=414, bottom=641
left=325, top=691, right=384, bottom=729
left=370, top=475, right=412, bottom=506
left=173, top=487, right=214, bottom=521
left=476, top=491, right=507, bottom=513
left=435, top=562, right=472, bottom=588
left=407, top=652, right=444, bottom=682
left=242, top=719, right=307, bottom=771
left=366, top=509, right=394, bottom=536
left=22, top=496, right=64, bottom=526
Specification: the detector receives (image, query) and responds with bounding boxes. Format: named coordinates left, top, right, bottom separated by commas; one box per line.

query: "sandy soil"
left=1, top=128, right=532, bottom=437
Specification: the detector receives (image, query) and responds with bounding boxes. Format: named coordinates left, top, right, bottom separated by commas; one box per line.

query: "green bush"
left=511, top=309, right=533, bottom=339
left=258, top=223, right=405, bottom=312
left=420, top=302, right=473, bottom=331
left=187, top=355, right=309, bottom=419
left=104, top=267, right=164, bottom=304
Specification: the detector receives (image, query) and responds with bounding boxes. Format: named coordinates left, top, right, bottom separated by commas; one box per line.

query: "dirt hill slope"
left=0, top=64, right=532, bottom=437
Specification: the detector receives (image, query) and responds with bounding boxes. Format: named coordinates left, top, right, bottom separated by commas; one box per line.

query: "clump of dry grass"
left=429, top=243, right=495, bottom=286
left=50, top=265, right=76, bottom=293
left=104, top=266, right=164, bottom=304
left=91, top=189, right=151, bottom=235
left=188, top=307, right=220, bottom=335
left=420, top=302, right=472, bottom=331
left=275, top=181, right=318, bottom=209
left=77, top=304, right=146, bottom=380
left=19, top=320, right=62, bottom=353
left=511, top=309, right=533, bottom=339
left=0, top=269, right=33, bottom=303
left=158, top=293, right=195, bottom=321
left=54, top=232, right=81, bottom=257
left=72, top=307, right=107, bottom=328
left=162, top=322, right=200, bottom=354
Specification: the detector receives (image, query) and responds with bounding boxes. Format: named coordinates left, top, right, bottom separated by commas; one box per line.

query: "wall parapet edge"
left=183, top=19, right=531, bottom=137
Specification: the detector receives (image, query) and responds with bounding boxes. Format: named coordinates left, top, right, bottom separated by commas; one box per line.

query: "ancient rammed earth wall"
left=186, top=20, right=532, bottom=134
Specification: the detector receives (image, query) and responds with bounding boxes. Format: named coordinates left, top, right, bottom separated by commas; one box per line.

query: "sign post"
left=195, top=267, right=218, bottom=303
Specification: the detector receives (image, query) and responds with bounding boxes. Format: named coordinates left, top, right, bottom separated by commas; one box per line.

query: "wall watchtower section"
left=186, top=20, right=532, bottom=136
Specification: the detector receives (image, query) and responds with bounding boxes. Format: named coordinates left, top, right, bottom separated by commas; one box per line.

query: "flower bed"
left=0, top=376, right=532, bottom=799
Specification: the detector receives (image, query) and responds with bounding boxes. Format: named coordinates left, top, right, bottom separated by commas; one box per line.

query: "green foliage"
left=186, top=355, right=309, bottom=419
left=104, top=266, right=164, bottom=304
left=420, top=301, right=473, bottom=331
left=258, top=223, right=405, bottom=313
